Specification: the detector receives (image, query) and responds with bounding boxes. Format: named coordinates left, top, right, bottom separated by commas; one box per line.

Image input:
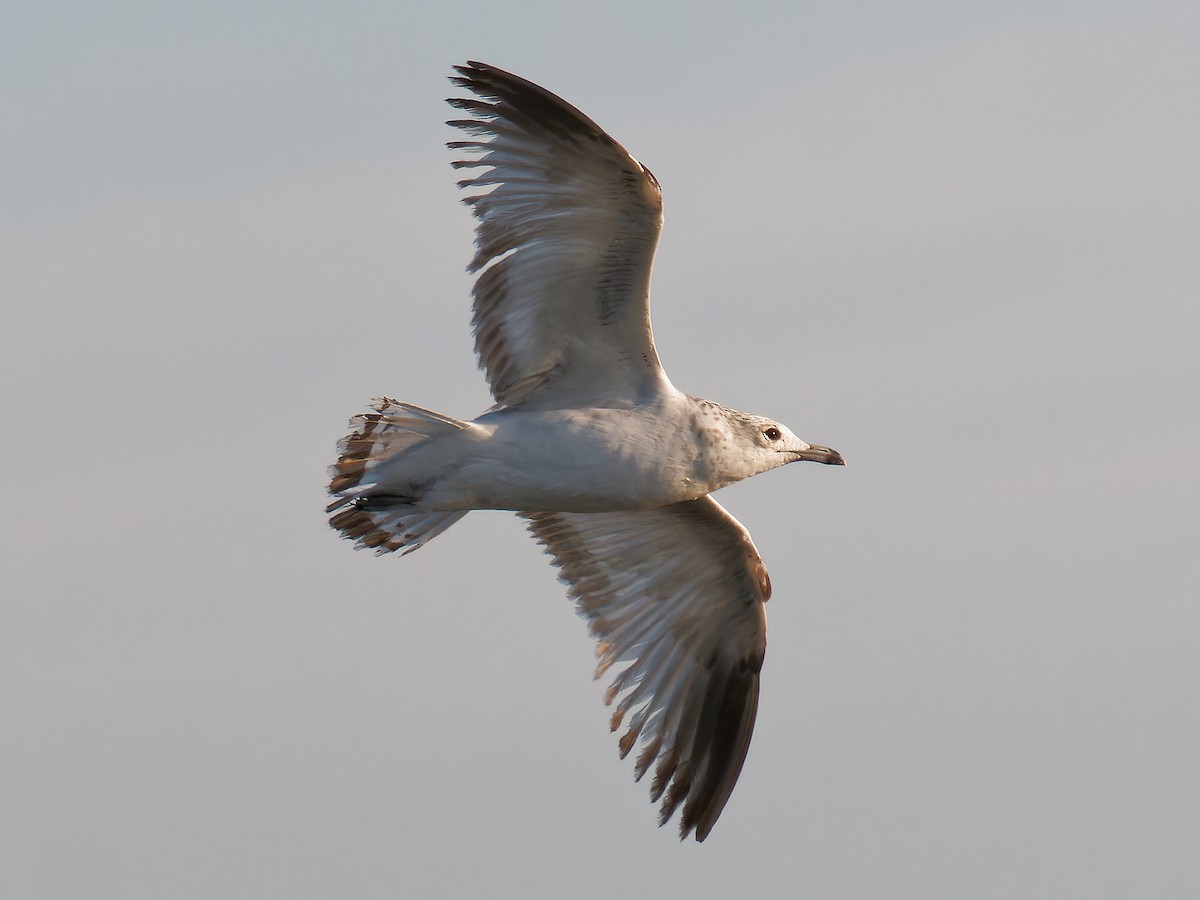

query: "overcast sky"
left=4, top=2, right=1199, bottom=898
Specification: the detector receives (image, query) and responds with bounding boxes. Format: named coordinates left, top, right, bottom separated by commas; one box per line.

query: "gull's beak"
left=791, top=444, right=846, bottom=466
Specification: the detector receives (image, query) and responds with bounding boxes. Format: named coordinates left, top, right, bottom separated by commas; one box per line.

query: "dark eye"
left=763, top=426, right=782, bottom=442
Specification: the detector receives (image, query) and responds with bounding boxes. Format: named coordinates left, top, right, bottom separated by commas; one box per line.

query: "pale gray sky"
left=4, top=2, right=1199, bottom=898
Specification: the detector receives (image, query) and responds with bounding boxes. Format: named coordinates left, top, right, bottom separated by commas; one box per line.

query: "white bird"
left=326, top=61, right=844, bottom=841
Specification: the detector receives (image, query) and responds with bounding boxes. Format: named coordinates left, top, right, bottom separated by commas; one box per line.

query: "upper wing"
left=524, top=496, right=772, bottom=841
left=447, top=61, right=671, bottom=408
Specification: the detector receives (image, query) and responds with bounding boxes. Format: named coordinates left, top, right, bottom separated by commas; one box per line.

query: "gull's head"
left=734, top=414, right=846, bottom=475
left=694, top=402, right=845, bottom=490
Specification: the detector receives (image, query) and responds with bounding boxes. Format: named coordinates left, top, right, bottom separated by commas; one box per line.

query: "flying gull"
left=326, top=61, right=844, bottom=841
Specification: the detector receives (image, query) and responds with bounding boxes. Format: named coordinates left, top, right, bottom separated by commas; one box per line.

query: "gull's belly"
left=426, top=406, right=706, bottom=513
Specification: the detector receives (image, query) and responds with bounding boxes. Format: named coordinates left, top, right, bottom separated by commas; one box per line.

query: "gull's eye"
left=763, top=426, right=782, bottom=442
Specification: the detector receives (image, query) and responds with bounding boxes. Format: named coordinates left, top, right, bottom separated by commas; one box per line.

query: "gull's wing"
left=524, top=496, right=771, bottom=841
left=448, top=61, right=671, bottom=408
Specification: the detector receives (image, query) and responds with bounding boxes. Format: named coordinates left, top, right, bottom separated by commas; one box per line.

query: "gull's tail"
left=326, top=398, right=469, bottom=555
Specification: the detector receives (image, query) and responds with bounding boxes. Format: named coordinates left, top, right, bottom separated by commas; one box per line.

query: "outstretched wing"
left=448, top=61, right=671, bottom=408
left=524, top=496, right=771, bottom=841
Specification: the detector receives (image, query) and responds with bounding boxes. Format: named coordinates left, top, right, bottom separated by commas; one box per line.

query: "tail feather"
left=328, top=397, right=471, bottom=495
left=327, top=398, right=471, bottom=554
left=327, top=497, right=467, bottom=556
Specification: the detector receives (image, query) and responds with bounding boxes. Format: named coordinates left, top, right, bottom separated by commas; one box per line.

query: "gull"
left=326, top=61, right=844, bottom=841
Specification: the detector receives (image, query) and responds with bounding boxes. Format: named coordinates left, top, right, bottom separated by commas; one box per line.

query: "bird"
left=326, top=61, right=844, bottom=841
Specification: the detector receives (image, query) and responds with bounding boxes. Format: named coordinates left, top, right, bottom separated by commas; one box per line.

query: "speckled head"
left=697, top=402, right=845, bottom=491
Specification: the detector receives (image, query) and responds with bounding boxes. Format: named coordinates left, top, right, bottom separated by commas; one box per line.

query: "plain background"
left=4, top=2, right=1198, bottom=897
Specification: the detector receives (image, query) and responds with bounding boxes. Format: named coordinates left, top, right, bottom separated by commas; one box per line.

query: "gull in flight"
left=326, top=61, right=844, bottom=841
